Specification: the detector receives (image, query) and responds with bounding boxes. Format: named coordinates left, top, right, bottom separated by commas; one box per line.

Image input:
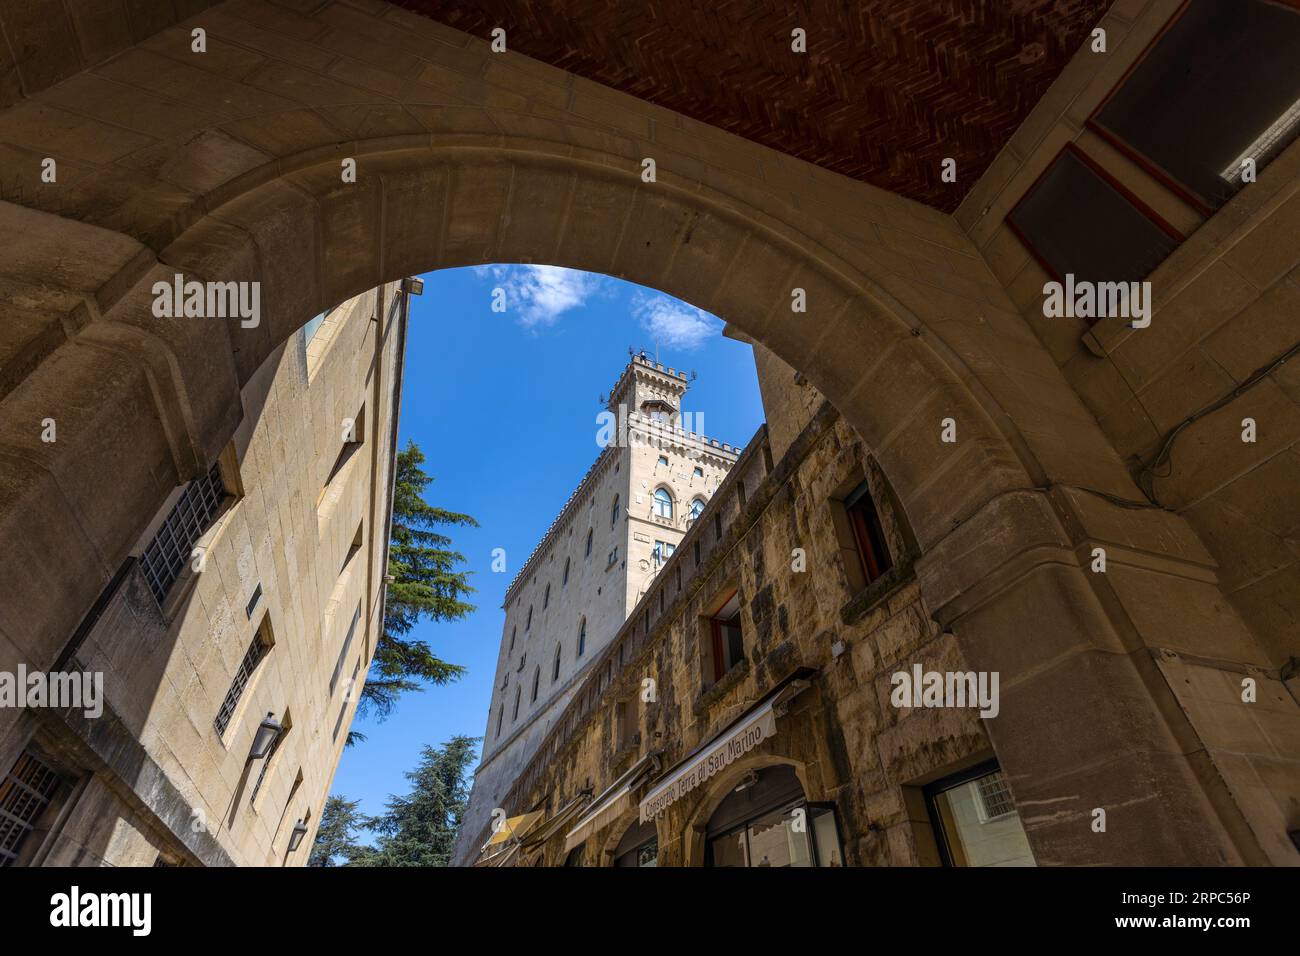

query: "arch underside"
left=0, top=2, right=1289, bottom=868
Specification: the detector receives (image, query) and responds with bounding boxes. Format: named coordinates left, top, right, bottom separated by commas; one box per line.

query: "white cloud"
left=632, top=294, right=722, bottom=351
left=479, top=264, right=602, bottom=329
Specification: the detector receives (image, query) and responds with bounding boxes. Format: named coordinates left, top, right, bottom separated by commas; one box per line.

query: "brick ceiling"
left=394, top=0, right=1112, bottom=210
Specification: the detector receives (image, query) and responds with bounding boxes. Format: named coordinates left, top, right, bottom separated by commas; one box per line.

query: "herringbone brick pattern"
left=395, top=0, right=1110, bottom=210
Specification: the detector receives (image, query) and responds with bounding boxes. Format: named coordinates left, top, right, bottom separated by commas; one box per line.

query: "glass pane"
left=303, top=312, right=326, bottom=343
left=745, top=807, right=812, bottom=868
left=1093, top=0, right=1300, bottom=210
left=1008, top=149, right=1179, bottom=284
left=933, top=771, right=1036, bottom=867
left=811, top=809, right=843, bottom=867
left=637, top=842, right=658, bottom=867
left=708, top=829, right=748, bottom=867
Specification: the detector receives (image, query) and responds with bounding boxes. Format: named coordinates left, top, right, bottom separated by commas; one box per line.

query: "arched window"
left=552, top=645, right=562, bottom=682
left=495, top=704, right=504, bottom=739
left=563, top=557, right=570, bottom=586
left=611, top=495, right=620, bottom=528
left=577, top=618, right=587, bottom=657
left=543, top=583, right=550, bottom=609
left=614, top=819, right=659, bottom=868
left=512, top=686, right=521, bottom=722
left=703, top=765, right=843, bottom=867
left=690, top=497, right=706, bottom=519
left=531, top=666, right=540, bottom=703
left=585, top=528, right=593, bottom=557
left=654, top=487, right=674, bottom=519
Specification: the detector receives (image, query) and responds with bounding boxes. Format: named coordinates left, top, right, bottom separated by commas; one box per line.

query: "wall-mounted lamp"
left=733, top=770, right=760, bottom=793
left=288, top=819, right=309, bottom=852
left=250, top=713, right=282, bottom=760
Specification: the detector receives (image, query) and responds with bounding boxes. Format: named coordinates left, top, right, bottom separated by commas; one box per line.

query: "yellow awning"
left=483, top=810, right=545, bottom=847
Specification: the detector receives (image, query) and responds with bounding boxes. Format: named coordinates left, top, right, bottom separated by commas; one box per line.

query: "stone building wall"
left=493, top=402, right=1007, bottom=866
left=0, top=282, right=404, bottom=866
left=456, top=355, right=738, bottom=865
left=0, top=0, right=1295, bottom=867
left=954, top=0, right=1300, bottom=863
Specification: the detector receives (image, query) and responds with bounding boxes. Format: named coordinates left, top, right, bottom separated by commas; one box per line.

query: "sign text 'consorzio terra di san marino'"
left=639, top=699, right=778, bottom=823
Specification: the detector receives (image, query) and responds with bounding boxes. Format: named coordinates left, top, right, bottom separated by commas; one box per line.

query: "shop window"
left=1088, top=0, right=1300, bottom=213
left=704, top=765, right=842, bottom=867
left=0, top=746, right=77, bottom=867
left=613, top=819, right=658, bottom=867
left=924, top=761, right=1036, bottom=867
left=834, top=480, right=894, bottom=594
left=703, top=590, right=745, bottom=684
left=1007, top=145, right=1181, bottom=289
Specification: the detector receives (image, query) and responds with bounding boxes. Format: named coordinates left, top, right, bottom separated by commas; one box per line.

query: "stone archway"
left=0, top=1, right=1283, bottom=866
left=677, top=756, right=812, bottom=869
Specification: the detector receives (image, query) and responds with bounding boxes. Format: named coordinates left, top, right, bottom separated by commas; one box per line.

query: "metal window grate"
left=140, top=463, right=227, bottom=604
left=250, top=724, right=287, bottom=803
left=215, top=629, right=269, bottom=737
left=0, top=751, right=63, bottom=866
left=976, top=771, right=1016, bottom=821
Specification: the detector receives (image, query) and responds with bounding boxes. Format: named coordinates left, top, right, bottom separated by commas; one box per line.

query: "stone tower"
left=453, top=353, right=741, bottom=864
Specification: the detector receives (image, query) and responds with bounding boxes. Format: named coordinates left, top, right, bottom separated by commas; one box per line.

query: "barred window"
left=140, top=463, right=227, bottom=604
left=976, top=771, right=1016, bottom=822
left=251, top=715, right=290, bottom=803
left=0, top=750, right=65, bottom=866
left=215, top=624, right=271, bottom=737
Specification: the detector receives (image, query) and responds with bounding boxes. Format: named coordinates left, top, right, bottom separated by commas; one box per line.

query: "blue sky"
left=329, top=265, right=765, bottom=824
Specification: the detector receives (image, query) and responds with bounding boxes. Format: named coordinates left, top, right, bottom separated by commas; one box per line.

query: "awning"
left=482, top=809, right=545, bottom=848
left=520, top=791, right=591, bottom=848
left=563, top=752, right=661, bottom=853
left=638, top=678, right=810, bottom=824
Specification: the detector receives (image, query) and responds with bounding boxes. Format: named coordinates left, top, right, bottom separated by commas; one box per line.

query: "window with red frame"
left=708, top=591, right=745, bottom=683
left=844, top=481, right=893, bottom=587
